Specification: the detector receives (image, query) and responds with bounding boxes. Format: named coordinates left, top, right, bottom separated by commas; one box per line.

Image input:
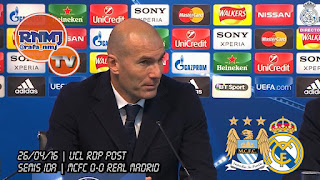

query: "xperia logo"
left=104, top=6, right=113, bottom=15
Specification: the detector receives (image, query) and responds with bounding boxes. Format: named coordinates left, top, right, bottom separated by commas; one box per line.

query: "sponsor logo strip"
left=212, top=76, right=252, bottom=98
left=90, top=4, right=128, bottom=25
left=7, top=4, right=45, bottom=25
left=0, top=75, right=4, bottom=97
left=296, top=27, right=320, bottom=50
left=0, top=52, right=3, bottom=73
left=49, top=76, right=86, bottom=96
left=171, top=52, right=210, bottom=74
left=213, top=52, right=251, bottom=74
left=296, top=53, right=320, bottom=74
left=131, top=4, right=169, bottom=26
left=296, top=77, right=320, bottom=97
left=255, top=76, right=293, bottom=97
left=255, top=4, right=294, bottom=25
left=254, top=53, right=293, bottom=74
left=213, top=4, right=252, bottom=25
left=172, top=28, right=210, bottom=50
left=90, top=52, right=109, bottom=73
left=172, top=5, right=210, bottom=25
left=156, top=28, right=169, bottom=50
left=90, top=28, right=112, bottom=50
left=49, top=4, right=87, bottom=25
left=6, top=28, right=15, bottom=49
left=67, top=28, right=87, bottom=49
left=173, top=76, right=210, bottom=97
left=297, top=2, right=320, bottom=26
left=255, top=29, right=293, bottom=49
left=214, top=28, right=252, bottom=50
left=7, top=77, right=45, bottom=97
left=7, top=52, right=46, bottom=73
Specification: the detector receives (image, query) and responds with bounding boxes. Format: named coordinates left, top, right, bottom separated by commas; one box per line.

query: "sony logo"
left=134, top=8, right=166, bottom=14
left=11, top=55, right=29, bottom=61
left=216, top=32, right=249, bottom=38
left=300, top=56, right=320, bottom=62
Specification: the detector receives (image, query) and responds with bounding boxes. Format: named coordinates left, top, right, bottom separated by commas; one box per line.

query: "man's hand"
left=145, top=177, right=152, bottom=180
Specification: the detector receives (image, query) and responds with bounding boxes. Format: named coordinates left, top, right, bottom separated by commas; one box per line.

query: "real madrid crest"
left=264, top=117, right=304, bottom=174
left=300, top=1, right=319, bottom=26
left=225, top=116, right=269, bottom=171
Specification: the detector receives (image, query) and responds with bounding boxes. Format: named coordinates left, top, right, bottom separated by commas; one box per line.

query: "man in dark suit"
left=46, top=18, right=217, bottom=180
left=282, top=98, right=320, bottom=180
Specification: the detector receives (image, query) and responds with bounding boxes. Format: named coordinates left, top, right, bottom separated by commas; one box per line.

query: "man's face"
left=115, top=36, right=165, bottom=103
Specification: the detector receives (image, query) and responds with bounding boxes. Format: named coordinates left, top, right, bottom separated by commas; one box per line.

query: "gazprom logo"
left=175, top=55, right=207, bottom=71
left=92, top=31, right=108, bottom=47
left=18, top=30, right=63, bottom=45
left=10, top=7, right=25, bottom=22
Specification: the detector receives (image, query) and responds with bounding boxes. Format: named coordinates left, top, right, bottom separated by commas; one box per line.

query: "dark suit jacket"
left=46, top=71, right=217, bottom=180
left=283, top=98, right=320, bottom=180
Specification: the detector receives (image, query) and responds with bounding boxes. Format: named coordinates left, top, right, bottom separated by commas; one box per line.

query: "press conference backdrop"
left=0, top=0, right=317, bottom=179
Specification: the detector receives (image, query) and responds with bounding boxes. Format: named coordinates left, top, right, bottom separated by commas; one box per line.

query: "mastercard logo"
left=178, top=7, right=204, bottom=23
left=261, top=31, right=287, bottom=47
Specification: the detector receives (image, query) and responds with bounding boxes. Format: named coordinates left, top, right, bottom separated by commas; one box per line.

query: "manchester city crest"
left=300, top=1, right=319, bottom=26
left=225, top=116, right=269, bottom=171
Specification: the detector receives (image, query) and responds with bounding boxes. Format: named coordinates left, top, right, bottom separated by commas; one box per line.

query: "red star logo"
left=63, top=6, right=72, bottom=15
left=228, top=55, right=237, bottom=64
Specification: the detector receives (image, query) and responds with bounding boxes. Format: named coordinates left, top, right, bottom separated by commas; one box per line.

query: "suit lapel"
left=90, top=72, right=129, bottom=151
left=133, top=82, right=170, bottom=162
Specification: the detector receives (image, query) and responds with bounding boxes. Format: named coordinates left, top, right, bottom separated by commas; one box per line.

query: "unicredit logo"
left=90, top=4, right=128, bottom=25
left=254, top=52, right=293, bottom=74
left=172, top=28, right=210, bottom=49
left=104, top=6, right=113, bottom=15
left=261, top=31, right=287, bottom=47
left=269, top=54, right=278, bottom=63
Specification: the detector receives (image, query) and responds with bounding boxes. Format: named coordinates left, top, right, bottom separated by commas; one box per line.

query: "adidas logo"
left=304, top=79, right=320, bottom=95
left=15, top=78, right=38, bottom=95
left=189, top=79, right=203, bottom=95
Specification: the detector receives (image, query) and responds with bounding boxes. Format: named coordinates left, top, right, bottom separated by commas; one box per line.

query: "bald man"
left=46, top=19, right=217, bottom=180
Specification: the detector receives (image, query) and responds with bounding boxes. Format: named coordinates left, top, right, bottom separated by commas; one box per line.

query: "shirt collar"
left=111, top=83, right=145, bottom=109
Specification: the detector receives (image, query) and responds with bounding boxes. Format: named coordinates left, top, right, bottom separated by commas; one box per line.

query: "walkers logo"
left=14, top=13, right=80, bottom=76
left=255, top=77, right=293, bottom=97
left=172, top=52, right=210, bottom=74
left=0, top=28, right=3, bottom=49
left=162, top=52, right=169, bottom=74
left=297, top=1, right=320, bottom=26
left=7, top=77, right=45, bottom=97
left=213, top=52, right=251, bottom=74
left=265, top=117, right=304, bottom=174
left=225, top=116, right=269, bottom=171
left=156, top=28, right=169, bottom=50
left=7, top=52, right=45, bottom=73
left=0, top=4, right=3, bottom=25
left=213, top=4, right=252, bottom=25
left=0, top=75, right=4, bottom=98
left=172, top=28, right=210, bottom=50
left=213, top=28, right=252, bottom=50
left=172, top=5, right=210, bottom=25
left=255, top=29, right=293, bottom=49
left=6, top=4, right=45, bottom=25
left=255, top=4, right=294, bottom=25
left=297, top=53, right=320, bottom=74
left=67, top=28, right=87, bottom=49
left=173, top=76, right=210, bottom=97
left=49, top=76, right=86, bottom=96
left=48, top=4, right=87, bottom=25
left=90, top=52, right=109, bottom=73
left=0, top=52, right=3, bottom=73
left=131, top=4, right=169, bottom=26
left=296, top=77, right=320, bottom=97
left=90, top=4, right=128, bottom=25
left=90, top=28, right=112, bottom=50
left=297, top=27, right=320, bottom=49
left=254, top=53, right=293, bottom=74
left=212, top=76, right=251, bottom=98
left=6, top=28, right=15, bottom=49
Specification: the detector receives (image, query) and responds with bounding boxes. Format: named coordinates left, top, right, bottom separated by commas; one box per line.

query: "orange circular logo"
left=48, top=46, right=80, bottom=77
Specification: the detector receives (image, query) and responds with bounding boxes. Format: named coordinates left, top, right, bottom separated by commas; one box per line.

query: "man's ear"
left=107, top=54, right=119, bottom=75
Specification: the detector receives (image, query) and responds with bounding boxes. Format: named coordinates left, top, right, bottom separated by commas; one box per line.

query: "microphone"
left=156, top=121, right=193, bottom=180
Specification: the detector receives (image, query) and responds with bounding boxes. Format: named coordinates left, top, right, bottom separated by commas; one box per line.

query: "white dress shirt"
left=111, top=83, right=145, bottom=138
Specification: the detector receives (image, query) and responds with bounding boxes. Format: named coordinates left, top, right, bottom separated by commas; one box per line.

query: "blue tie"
left=124, top=104, right=140, bottom=153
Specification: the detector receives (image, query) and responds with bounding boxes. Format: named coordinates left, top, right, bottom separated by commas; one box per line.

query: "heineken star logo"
left=228, top=55, right=237, bottom=64
left=64, top=6, right=72, bottom=15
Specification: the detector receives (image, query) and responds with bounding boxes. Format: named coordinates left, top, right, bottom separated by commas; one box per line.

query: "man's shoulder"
left=306, top=98, right=320, bottom=111
left=160, top=75, right=195, bottom=95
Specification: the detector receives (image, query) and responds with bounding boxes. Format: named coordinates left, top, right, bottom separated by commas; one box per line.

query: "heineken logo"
left=213, top=52, right=251, bottom=74
left=49, top=4, right=87, bottom=25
